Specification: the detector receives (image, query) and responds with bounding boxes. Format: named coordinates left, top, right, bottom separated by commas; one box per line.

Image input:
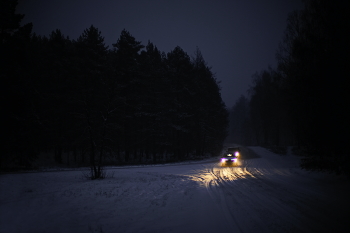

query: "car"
left=220, top=152, right=239, bottom=166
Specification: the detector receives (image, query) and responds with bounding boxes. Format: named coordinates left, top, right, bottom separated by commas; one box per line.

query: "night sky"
left=17, top=0, right=303, bottom=108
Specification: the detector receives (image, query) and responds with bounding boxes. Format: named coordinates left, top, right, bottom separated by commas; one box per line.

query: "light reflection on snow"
left=186, top=161, right=258, bottom=189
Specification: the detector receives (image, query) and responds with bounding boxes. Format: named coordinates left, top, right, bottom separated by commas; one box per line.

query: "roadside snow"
left=1, top=146, right=349, bottom=233
left=0, top=164, right=225, bottom=233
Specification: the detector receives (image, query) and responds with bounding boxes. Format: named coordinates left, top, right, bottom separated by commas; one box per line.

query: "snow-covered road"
left=1, top=146, right=349, bottom=233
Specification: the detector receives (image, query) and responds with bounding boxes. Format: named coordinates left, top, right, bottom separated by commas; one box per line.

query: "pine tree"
left=74, top=25, right=110, bottom=178
left=112, top=29, right=144, bottom=162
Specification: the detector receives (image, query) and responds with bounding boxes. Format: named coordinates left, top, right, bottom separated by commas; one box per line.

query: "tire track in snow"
left=202, top=165, right=244, bottom=233
left=223, top=167, right=307, bottom=233
left=198, top=152, right=332, bottom=233
left=212, top=165, right=294, bottom=233
left=240, top=153, right=337, bottom=230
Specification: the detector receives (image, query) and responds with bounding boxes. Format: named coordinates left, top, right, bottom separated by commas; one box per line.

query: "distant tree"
left=138, top=41, right=169, bottom=162
left=74, top=25, right=111, bottom=179
left=44, top=29, right=74, bottom=164
left=229, top=95, right=252, bottom=145
left=249, top=68, right=283, bottom=146
left=191, top=48, right=228, bottom=155
left=112, top=29, right=144, bottom=163
left=165, top=46, right=195, bottom=160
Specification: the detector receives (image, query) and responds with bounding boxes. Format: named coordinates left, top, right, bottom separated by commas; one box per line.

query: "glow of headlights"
left=221, top=158, right=228, bottom=162
left=235, top=151, right=239, bottom=157
left=232, top=158, right=237, bottom=162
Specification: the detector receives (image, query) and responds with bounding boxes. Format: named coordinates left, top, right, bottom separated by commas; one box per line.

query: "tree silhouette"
left=239, top=0, right=350, bottom=174
left=2, top=5, right=228, bottom=171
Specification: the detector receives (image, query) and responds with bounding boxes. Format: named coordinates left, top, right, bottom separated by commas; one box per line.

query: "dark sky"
left=17, top=0, right=303, bottom=108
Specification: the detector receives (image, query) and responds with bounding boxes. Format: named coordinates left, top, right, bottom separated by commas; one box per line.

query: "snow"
left=1, top=146, right=349, bottom=233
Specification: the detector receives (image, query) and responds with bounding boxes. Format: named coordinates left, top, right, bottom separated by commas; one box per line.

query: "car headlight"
left=221, top=158, right=228, bottom=162
left=235, top=151, right=239, bottom=157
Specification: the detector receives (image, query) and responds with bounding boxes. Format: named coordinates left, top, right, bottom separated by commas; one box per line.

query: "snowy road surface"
left=1, top=146, right=349, bottom=233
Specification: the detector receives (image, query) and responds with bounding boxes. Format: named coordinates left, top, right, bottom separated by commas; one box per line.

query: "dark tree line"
left=229, top=0, right=350, bottom=174
left=1, top=1, right=228, bottom=177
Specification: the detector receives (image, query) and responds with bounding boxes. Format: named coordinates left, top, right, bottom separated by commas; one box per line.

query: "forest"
left=228, top=0, right=350, bottom=175
left=1, top=1, right=228, bottom=178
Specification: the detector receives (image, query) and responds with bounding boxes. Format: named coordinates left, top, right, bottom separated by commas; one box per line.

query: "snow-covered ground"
left=1, top=146, right=349, bottom=233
